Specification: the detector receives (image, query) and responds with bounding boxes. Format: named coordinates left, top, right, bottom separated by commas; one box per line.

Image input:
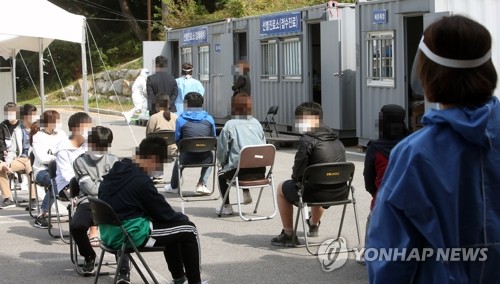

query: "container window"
left=282, top=38, right=302, bottom=80
left=180, top=47, right=192, bottom=66
left=260, top=39, right=278, bottom=80
left=198, top=45, right=209, bottom=81
left=367, top=31, right=394, bottom=87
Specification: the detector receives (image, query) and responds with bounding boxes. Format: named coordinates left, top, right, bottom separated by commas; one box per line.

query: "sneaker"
left=164, top=184, right=178, bottom=194
left=215, top=204, right=234, bottom=215
left=25, top=199, right=37, bottom=211
left=242, top=190, right=252, bottom=204
left=271, top=230, right=296, bottom=247
left=33, top=216, right=49, bottom=229
left=0, top=198, right=16, bottom=209
left=306, top=218, right=321, bottom=238
left=152, top=176, right=163, bottom=184
left=196, top=184, right=211, bottom=195
left=82, top=255, right=95, bottom=276
left=117, top=270, right=131, bottom=284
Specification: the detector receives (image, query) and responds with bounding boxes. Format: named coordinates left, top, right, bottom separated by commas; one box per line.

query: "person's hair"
left=29, top=121, right=40, bottom=146
left=68, top=112, right=91, bottom=131
left=295, top=102, right=323, bottom=120
left=136, top=136, right=168, bottom=163
left=156, top=96, right=171, bottom=121
left=89, top=126, right=113, bottom=149
left=231, top=93, right=252, bottom=115
left=155, top=56, right=167, bottom=69
left=417, top=15, right=497, bottom=106
left=40, top=110, right=60, bottom=127
left=20, top=104, right=37, bottom=118
left=184, top=92, right=204, bottom=108
left=4, top=102, right=16, bottom=111
left=379, top=104, right=409, bottom=140
left=181, top=63, right=193, bottom=76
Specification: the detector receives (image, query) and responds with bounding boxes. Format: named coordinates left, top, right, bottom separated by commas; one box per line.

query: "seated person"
left=146, top=96, right=178, bottom=158
left=99, top=136, right=203, bottom=284
left=70, top=126, right=130, bottom=280
left=0, top=104, right=37, bottom=209
left=216, top=93, right=266, bottom=215
left=33, top=112, right=90, bottom=229
left=164, top=92, right=216, bottom=195
left=271, top=102, right=347, bottom=247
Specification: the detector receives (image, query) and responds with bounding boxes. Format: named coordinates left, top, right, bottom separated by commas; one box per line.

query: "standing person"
left=146, top=97, right=178, bottom=159
left=123, top=68, right=149, bottom=123
left=70, top=126, right=131, bottom=281
left=147, top=56, right=178, bottom=115
left=99, top=136, right=204, bottom=284
left=216, top=93, right=265, bottom=215
left=367, top=15, right=499, bottom=283
left=164, top=92, right=216, bottom=195
left=232, top=61, right=251, bottom=97
left=0, top=104, right=37, bottom=209
left=271, top=102, right=346, bottom=247
left=175, top=63, right=205, bottom=114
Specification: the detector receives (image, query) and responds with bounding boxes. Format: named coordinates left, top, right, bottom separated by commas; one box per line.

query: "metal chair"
left=263, top=105, right=279, bottom=137
left=27, top=152, right=42, bottom=218
left=88, top=197, right=164, bottom=284
left=176, top=137, right=219, bottom=202
left=292, top=162, right=361, bottom=255
left=47, top=160, right=70, bottom=243
left=146, top=130, right=176, bottom=163
left=218, top=144, right=278, bottom=221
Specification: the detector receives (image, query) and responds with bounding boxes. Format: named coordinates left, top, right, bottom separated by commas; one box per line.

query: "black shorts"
left=282, top=180, right=349, bottom=205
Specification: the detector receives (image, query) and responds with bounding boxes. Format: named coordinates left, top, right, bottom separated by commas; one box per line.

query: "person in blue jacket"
left=175, top=63, right=205, bottom=115
left=366, top=15, right=499, bottom=283
left=164, top=92, right=216, bottom=195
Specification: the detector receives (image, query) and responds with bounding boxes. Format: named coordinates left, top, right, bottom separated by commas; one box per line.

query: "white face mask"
left=30, top=116, right=38, bottom=123
left=55, top=122, right=63, bottom=131
left=295, top=122, right=312, bottom=134
left=80, top=127, right=90, bottom=139
left=4, top=112, right=16, bottom=121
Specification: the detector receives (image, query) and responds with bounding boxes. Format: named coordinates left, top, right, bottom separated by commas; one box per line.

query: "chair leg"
left=93, top=248, right=106, bottom=284
left=253, top=187, right=264, bottom=213
left=47, top=184, right=70, bottom=243
left=128, top=255, right=150, bottom=284
left=337, top=204, right=348, bottom=238
left=130, top=248, right=160, bottom=284
left=29, top=176, right=40, bottom=218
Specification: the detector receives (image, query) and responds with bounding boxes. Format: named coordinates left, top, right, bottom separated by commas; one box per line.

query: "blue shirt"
left=175, top=76, right=205, bottom=114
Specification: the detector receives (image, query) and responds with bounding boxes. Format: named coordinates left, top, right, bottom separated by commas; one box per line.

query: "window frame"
left=281, top=37, right=302, bottom=81
left=366, top=30, right=395, bottom=87
left=180, top=47, right=192, bottom=66
left=260, top=39, right=279, bottom=81
left=198, top=45, right=210, bottom=82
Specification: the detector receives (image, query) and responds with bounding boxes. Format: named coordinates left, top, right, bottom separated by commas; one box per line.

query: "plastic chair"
left=263, top=105, right=279, bottom=137
left=47, top=160, right=70, bottom=243
left=292, top=162, right=361, bottom=255
left=218, top=144, right=278, bottom=221
left=88, top=197, right=164, bottom=284
left=176, top=137, right=219, bottom=202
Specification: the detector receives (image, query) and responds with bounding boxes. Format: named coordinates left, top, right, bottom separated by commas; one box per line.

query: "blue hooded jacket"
left=367, top=97, right=500, bottom=283
left=175, top=109, right=216, bottom=164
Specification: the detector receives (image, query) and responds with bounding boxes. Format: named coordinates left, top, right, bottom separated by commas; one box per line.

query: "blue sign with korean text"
left=182, top=27, right=208, bottom=45
left=373, top=9, right=388, bottom=24
left=260, top=12, right=302, bottom=36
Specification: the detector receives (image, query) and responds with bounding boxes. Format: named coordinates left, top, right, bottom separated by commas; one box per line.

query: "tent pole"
left=81, top=20, right=88, bottom=113
left=39, top=38, right=45, bottom=113
left=12, top=49, right=17, bottom=103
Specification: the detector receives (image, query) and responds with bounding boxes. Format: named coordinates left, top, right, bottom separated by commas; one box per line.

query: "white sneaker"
left=195, top=184, right=211, bottom=195
left=215, top=204, right=234, bottom=215
left=164, top=184, right=178, bottom=194
left=243, top=190, right=252, bottom=204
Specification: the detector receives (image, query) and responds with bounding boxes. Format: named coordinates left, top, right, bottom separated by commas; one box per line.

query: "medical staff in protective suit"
left=175, top=63, right=205, bottom=114
left=366, top=15, right=499, bottom=283
left=123, top=68, right=149, bottom=123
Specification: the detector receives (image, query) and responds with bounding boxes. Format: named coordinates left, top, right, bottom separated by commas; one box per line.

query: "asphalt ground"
left=0, top=109, right=370, bottom=284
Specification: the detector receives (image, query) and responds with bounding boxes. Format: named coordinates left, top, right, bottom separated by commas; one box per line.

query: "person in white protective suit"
left=175, top=63, right=205, bottom=114
left=123, top=68, right=149, bottom=123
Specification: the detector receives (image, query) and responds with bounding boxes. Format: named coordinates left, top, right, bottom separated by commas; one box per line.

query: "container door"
left=320, top=20, right=341, bottom=129
left=211, top=33, right=234, bottom=117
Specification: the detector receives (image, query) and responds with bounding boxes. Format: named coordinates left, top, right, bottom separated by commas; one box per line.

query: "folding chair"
left=292, top=162, right=361, bottom=255
left=88, top=197, right=164, bottom=284
left=11, top=171, right=30, bottom=206
left=176, top=137, right=219, bottom=202
left=146, top=130, right=176, bottom=163
left=47, top=160, right=71, bottom=243
left=263, top=105, right=279, bottom=137
left=218, top=144, right=278, bottom=221
left=27, top=152, right=42, bottom=218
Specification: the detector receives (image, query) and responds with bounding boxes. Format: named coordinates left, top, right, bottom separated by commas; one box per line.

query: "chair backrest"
left=302, top=162, right=354, bottom=188
left=48, top=160, right=57, bottom=179
left=178, top=137, right=217, bottom=153
left=238, top=144, right=276, bottom=169
left=29, top=151, right=35, bottom=166
left=147, top=130, right=176, bottom=146
left=267, top=105, right=279, bottom=115
left=87, top=196, right=122, bottom=226
left=69, top=177, right=80, bottom=198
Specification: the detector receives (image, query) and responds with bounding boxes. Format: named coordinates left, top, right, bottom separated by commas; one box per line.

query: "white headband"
left=418, top=36, right=491, bottom=68
left=182, top=68, right=192, bottom=72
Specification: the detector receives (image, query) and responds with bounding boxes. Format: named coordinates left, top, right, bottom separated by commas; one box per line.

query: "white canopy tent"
left=0, top=0, right=88, bottom=111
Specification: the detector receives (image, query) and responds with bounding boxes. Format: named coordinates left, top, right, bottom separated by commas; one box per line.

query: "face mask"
left=4, top=112, right=16, bottom=121
left=55, top=122, right=63, bottom=131
left=30, top=116, right=38, bottom=123
left=80, top=127, right=90, bottom=139
left=295, top=122, right=312, bottom=134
